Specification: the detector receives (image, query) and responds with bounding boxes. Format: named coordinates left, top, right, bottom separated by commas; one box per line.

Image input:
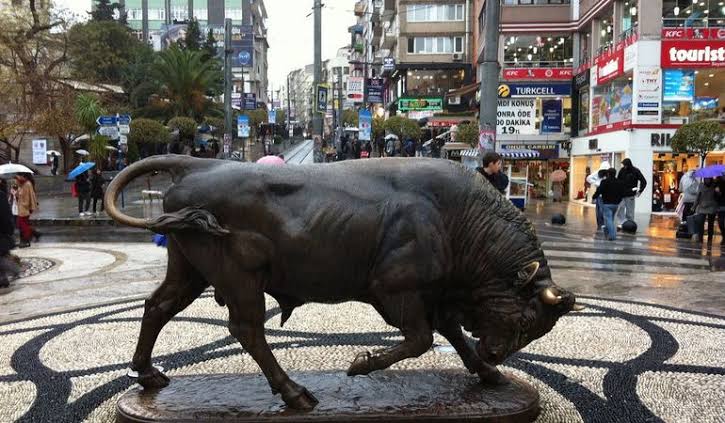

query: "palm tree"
left=152, top=45, right=222, bottom=119
left=74, top=94, right=108, bottom=167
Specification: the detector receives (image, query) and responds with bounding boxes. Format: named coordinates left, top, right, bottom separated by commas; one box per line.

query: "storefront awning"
left=461, top=149, right=480, bottom=157
left=499, top=149, right=541, bottom=159
left=445, top=82, right=479, bottom=98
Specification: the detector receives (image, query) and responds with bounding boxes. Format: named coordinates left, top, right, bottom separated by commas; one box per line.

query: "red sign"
left=595, top=48, right=624, bottom=84
left=661, top=40, right=725, bottom=68
left=502, top=68, right=573, bottom=80
left=661, top=27, right=725, bottom=40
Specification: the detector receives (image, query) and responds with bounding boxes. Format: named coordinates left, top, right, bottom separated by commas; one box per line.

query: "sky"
left=55, top=0, right=357, bottom=89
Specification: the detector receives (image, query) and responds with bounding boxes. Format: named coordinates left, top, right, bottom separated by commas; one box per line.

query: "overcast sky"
left=55, top=0, right=356, bottom=89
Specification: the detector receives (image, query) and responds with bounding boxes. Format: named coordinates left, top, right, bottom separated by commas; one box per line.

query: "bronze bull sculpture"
left=105, top=155, right=581, bottom=410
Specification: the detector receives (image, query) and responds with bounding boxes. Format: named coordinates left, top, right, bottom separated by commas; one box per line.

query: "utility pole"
left=336, top=66, right=343, bottom=150
left=479, top=0, right=501, bottom=153
left=224, top=18, right=233, bottom=159
left=287, top=74, right=292, bottom=140
left=312, top=0, right=323, bottom=162
left=188, top=0, right=193, bottom=22
left=142, top=0, right=148, bottom=44
left=164, top=0, right=171, bottom=25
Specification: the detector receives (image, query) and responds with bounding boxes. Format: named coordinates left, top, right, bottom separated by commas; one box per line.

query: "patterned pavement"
left=0, top=208, right=723, bottom=422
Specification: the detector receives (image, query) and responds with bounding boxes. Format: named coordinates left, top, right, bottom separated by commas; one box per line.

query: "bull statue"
left=105, top=155, right=581, bottom=411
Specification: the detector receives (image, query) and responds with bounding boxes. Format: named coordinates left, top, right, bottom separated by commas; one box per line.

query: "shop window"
left=405, top=69, right=466, bottom=96
left=503, top=0, right=571, bottom=4
left=598, top=17, right=614, bottom=53
left=503, top=35, right=573, bottom=67
left=621, top=1, right=639, bottom=39
left=663, top=0, right=725, bottom=27
left=662, top=68, right=725, bottom=124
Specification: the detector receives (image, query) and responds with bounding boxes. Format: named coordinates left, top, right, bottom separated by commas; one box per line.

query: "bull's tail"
left=104, top=155, right=229, bottom=236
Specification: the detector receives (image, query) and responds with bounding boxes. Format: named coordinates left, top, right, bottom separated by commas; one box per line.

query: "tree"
left=202, top=29, right=218, bottom=62
left=275, top=109, right=287, bottom=126
left=152, top=45, right=222, bottom=119
left=121, top=44, right=158, bottom=110
left=456, top=123, right=478, bottom=147
left=91, top=0, right=118, bottom=21
left=168, top=116, right=197, bottom=146
left=247, top=109, right=268, bottom=141
left=68, top=20, right=142, bottom=85
left=342, top=109, right=358, bottom=128
left=384, top=116, right=421, bottom=141
left=203, top=116, right=224, bottom=138
left=33, top=88, right=83, bottom=172
left=671, top=120, right=725, bottom=165
left=74, top=94, right=106, bottom=135
left=372, top=116, right=385, bottom=141
left=129, top=118, right=169, bottom=157
left=184, top=19, right=202, bottom=51
left=89, top=135, right=109, bottom=167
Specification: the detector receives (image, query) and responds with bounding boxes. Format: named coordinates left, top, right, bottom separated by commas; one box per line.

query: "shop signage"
left=573, top=69, right=590, bottom=90
left=347, top=77, right=365, bottom=103
left=634, top=67, right=661, bottom=124
left=591, top=82, right=632, bottom=133
left=595, top=48, right=624, bottom=85
left=651, top=132, right=673, bottom=148
left=500, top=143, right=560, bottom=160
left=383, top=57, right=396, bottom=72
left=316, top=84, right=329, bottom=113
left=541, top=99, right=563, bottom=133
left=661, top=39, right=725, bottom=68
left=359, top=109, right=372, bottom=141
left=496, top=98, right=536, bottom=135
left=366, top=78, right=384, bottom=104
left=268, top=110, right=276, bottom=124
left=32, top=139, right=46, bottom=165
left=479, top=127, right=495, bottom=152
left=237, top=115, right=250, bottom=138
left=502, top=68, right=573, bottom=80
left=661, top=28, right=725, bottom=40
left=398, top=97, right=443, bottom=111
left=624, top=43, right=637, bottom=72
left=408, top=110, right=435, bottom=120
left=588, top=138, right=598, bottom=150
left=663, top=69, right=695, bottom=101
left=497, top=82, right=570, bottom=98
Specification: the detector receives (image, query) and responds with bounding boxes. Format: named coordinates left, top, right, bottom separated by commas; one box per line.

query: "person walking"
left=716, top=176, right=725, bottom=246
left=403, top=138, right=416, bottom=158
left=593, top=168, right=626, bottom=241
left=76, top=171, right=91, bottom=217
left=679, top=169, right=700, bottom=235
left=375, top=135, right=385, bottom=158
left=476, top=152, right=509, bottom=195
left=586, top=162, right=611, bottom=232
left=50, top=153, right=59, bottom=176
left=385, top=137, right=396, bottom=157
left=0, top=181, right=19, bottom=287
left=15, top=173, right=37, bottom=249
left=616, top=158, right=647, bottom=225
left=90, top=169, right=106, bottom=216
left=692, top=178, right=718, bottom=244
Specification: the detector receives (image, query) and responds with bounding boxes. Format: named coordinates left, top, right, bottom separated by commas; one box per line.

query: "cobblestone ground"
left=0, top=198, right=724, bottom=422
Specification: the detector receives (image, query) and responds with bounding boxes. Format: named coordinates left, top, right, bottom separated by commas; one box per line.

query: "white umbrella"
left=0, top=163, right=34, bottom=175
left=105, top=146, right=118, bottom=151
left=46, top=150, right=61, bottom=156
left=74, top=134, right=91, bottom=142
left=384, top=134, right=398, bottom=140
left=75, top=149, right=89, bottom=156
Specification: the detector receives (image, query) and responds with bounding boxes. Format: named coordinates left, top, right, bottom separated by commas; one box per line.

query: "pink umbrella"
left=551, top=169, right=567, bottom=182
left=256, top=155, right=286, bottom=166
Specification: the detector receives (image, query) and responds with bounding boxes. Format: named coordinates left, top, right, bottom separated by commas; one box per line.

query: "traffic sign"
left=119, top=134, right=128, bottom=145
left=316, top=85, right=328, bottom=113
left=117, top=114, right=132, bottom=125
left=97, top=126, right=119, bottom=139
left=96, top=115, right=117, bottom=126
left=118, top=125, right=130, bottom=135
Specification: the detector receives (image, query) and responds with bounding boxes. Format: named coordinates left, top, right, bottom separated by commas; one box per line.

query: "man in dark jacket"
left=594, top=168, right=626, bottom=241
left=476, top=152, right=509, bottom=195
left=0, top=183, right=19, bottom=288
left=616, top=158, right=647, bottom=225
left=76, top=172, right=91, bottom=216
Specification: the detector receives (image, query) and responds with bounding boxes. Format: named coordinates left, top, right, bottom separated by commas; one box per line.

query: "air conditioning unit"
left=452, top=53, right=463, bottom=62
left=448, top=96, right=461, bottom=105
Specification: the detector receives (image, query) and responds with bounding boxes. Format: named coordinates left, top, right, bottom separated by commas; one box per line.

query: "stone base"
left=116, top=370, right=539, bottom=422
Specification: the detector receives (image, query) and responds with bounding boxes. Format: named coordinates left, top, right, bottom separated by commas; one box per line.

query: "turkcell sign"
left=499, top=83, right=571, bottom=98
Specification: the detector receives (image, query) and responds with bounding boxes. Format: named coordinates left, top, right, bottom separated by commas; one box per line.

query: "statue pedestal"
left=116, top=370, right=539, bottom=422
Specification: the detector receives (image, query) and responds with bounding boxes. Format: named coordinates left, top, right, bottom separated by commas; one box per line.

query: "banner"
left=32, top=139, right=46, bottom=165
left=663, top=70, right=695, bottom=101
left=591, top=82, right=633, bottom=132
left=661, top=27, right=725, bottom=40
left=268, top=110, right=276, bottom=124
left=498, top=82, right=571, bottom=98
left=366, top=78, right=384, bottom=104
left=634, top=67, right=661, bottom=124
left=316, top=85, right=329, bottom=113
left=237, top=115, right=250, bottom=138
left=541, top=99, right=562, bottom=133
left=502, top=68, right=573, bottom=80
left=359, top=110, right=372, bottom=141
left=347, top=77, right=364, bottom=103
left=661, top=39, right=725, bottom=68
left=243, top=93, right=257, bottom=109
left=231, top=25, right=254, bottom=67
left=496, top=98, right=536, bottom=135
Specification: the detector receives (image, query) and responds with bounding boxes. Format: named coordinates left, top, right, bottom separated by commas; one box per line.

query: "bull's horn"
left=540, top=287, right=562, bottom=305
left=572, top=303, right=586, bottom=311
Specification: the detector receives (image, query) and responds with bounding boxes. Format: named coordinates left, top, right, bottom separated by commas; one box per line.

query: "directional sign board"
left=118, top=125, right=130, bottom=135
left=96, top=115, right=117, bottom=126
left=119, top=135, right=128, bottom=145
left=117, top=114, right=132, bottom=125
left=97, top=126, right=119, bottom=139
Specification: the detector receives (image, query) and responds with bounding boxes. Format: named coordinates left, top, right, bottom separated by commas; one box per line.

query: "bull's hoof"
left=136, top=366, right=170, bottom=390
left=347, top=351, right=372, bottom=376
left=280, top=381, right=319, bottom=410
left=478, top=367, right=509, bottom=386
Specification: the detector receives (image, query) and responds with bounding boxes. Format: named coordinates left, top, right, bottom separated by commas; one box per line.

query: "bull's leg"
left=435, top=318, right=506, bottom=384
left=226, top=287, right=319, bottom=411
left=131, top=240, right=207, bottom=389
left=348, top=292, right=433, bottom=376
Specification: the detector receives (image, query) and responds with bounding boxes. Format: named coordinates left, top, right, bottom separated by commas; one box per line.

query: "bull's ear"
left=516, top=261, right=540, bottom=288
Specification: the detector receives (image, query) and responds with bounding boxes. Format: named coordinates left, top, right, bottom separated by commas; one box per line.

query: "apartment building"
left=472, top=0, right=724, bottom=214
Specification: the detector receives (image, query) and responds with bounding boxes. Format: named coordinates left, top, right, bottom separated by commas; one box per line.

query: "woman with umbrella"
left=551, top=169, right=567, bottom=202
left=692, top=165, right=725, bottom=243
left=15, top=173, right=38, bottom=248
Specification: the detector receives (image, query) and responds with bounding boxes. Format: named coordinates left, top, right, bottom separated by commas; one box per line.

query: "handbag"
left=71, top=182, right=78, bottom=198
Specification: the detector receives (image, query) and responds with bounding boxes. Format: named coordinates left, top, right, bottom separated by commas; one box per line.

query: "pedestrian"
left=404, top=138, right=416, bottom=157
left=593, top=168, right=626, bottom=241
left=76, top=171, right=91, bottom=217
left=476, top=152, right=509, bottom=195
left=351, top=136, right=361, bottom=159
left=90, top=169, right=106, bottom=216
left=0, top=180, right=19, bottom=288
left=394, top=138, right=402, bottom=157
left=616, top=158, right=647, bottom=225
left=8, top=181, right=18, bottom=234
left=14, top=173, right=38, bottom=249
left=692, top=177, right=718, bottom=244
left=385, top=137, right=396, bottom=157
left=363, top=141, right=372, bottom=158
left=679, top=169, right=699, bottom=233
left=586, top=162, right=611, bottom=232
left=716, top=176, right=725, bottom=246
left=50, top=153, right=59, bottom=176
left=375, top=135, right=385, bottom=157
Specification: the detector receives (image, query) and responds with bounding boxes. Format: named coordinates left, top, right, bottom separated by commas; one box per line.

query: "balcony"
left=354, top=1, right=365, bottom=17
left=381, top=20, right=398, bottom=49
left=372, top=22, right=383, bottom=44
left=383, top=0, right=395, bottom=13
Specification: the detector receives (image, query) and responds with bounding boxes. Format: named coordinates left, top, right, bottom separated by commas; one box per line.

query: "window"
left=405, top=69, right=467, bottom=96
left=503, top=0, right=570, bottom=4
left=503, top=34, right=573, bottom=66
left=663, top=0, right=725, bottom=28
left=406, top=4, right=465, bottom=22
left=478, top=9, right=485, bottom=36
left=407, top=37, right=463, bottom=54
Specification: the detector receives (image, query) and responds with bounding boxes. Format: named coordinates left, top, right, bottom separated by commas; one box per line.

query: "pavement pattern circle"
left=0, top=293, right=723, bottom=423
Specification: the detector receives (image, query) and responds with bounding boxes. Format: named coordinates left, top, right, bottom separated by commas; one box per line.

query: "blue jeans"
left=594, top=197, right=604, bottom=228
left=601, top=203, right=619, bottom=240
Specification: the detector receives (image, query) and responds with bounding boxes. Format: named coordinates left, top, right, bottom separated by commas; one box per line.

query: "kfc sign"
left=662, top=28, right=725, bottom=40
left=661, top=40, right=725, bottom=68
left=502, top=68, right=573, bottom=80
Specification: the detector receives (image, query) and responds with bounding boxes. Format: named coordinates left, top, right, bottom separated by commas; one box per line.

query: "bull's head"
left=473, top=261, right=582, bottom=366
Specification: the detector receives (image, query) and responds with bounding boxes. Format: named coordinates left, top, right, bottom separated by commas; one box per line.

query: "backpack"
left=385, top=140, right=395, bottom=156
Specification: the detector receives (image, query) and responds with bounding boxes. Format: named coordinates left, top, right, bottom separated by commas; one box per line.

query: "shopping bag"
left=71, top=182, right=78, bottom=198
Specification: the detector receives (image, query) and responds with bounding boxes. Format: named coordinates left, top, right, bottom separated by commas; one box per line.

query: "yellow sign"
left=498, top=84, right=511, bottom=98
